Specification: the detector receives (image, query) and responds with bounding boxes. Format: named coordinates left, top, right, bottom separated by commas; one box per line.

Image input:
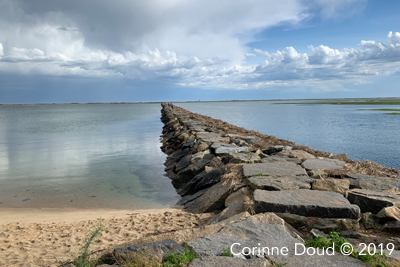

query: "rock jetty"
left=83, top=103, right=400, bottom=266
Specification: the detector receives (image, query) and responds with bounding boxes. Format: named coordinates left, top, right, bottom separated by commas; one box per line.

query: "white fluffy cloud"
left=250, top=32, right=400, bottom=88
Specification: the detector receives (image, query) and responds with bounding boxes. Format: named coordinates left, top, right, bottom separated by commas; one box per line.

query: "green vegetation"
left=386, top=112, right=400, bottom=115
left=220, top=248, right=233, bottom=257
left=305, top=231, right=388, bottom=267
left=255, top=173, right=269, bottom=176
left=74, top=219, right=105, bottom=267
left=163, top=245, right=197, bottom=267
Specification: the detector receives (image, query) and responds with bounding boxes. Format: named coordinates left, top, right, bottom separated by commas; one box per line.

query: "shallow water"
left=0, top=104, right=179, bottom=209
left=178, top=101, right=400, bottom=170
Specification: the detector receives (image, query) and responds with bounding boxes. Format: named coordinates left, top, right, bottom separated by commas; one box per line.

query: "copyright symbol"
left=340, top=243, right=354, bottom=255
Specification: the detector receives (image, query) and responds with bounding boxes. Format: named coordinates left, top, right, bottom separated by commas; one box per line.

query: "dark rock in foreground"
left=254, top=189, right=360, bottom=219
left=346, top=189, right=400, bottom=214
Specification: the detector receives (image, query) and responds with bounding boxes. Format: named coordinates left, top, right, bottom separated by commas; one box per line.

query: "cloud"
left=249, top=32, right=400, bottom=87
left=0, top=0, right=395, bottom=93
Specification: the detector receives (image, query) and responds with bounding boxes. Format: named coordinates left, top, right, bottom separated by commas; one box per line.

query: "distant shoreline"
left=1, top=96, right=400, bottom=106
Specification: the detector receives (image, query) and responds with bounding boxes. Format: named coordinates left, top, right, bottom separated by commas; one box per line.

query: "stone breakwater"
left=104, top=104, right=400, bottom=267
left=156, top=103, right=400, bottom=265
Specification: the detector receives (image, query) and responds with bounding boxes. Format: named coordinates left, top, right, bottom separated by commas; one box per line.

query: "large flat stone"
left=196, top=132, right=230, bottom=143
left=346, top=189, right=400, bottom=214
left=254, top=189, right=360, bottom=219
left=187, top=213, right=365, bottom=267
left=248, top=176, right=312, bottom=191
left=343, top=172, right=397, bottom=192
left=276, top=150, right=316, bottom=159
left=243, top=162, right=307, bottom=178
left=301, top=159, right=345, bottom=170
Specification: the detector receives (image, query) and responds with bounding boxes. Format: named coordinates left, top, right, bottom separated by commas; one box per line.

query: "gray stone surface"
left=228, top=152, right=261, bottom=163
left=243, top=162, right=307, bottom=178
left=261, top=156, right=302, bottom=164
left=311, top=228, right=328, bottom=238
left=196, top=132, right=230, bottom=143
left=360, top=212, right=378, bottom=230
left=254, top=189, right=360, bottom=219
left=212, top=143, right=252, bottom=156
left=185, top=180, right=235, bottom=213
left=312, top=179, right=350, bottom=194
left=275, top=150, right=316, bottom=159
left=173, top=157, right=214, bottom=188
left=313, top=218, right=360, bottom=233
left=343, top=172, right=397, bottom=191
left=301, top=158, right=345, bottom=170
left=187, top=256, right=269, bottom=267
left=175, top=153, right=192, bottom=172
left=346, top=189, right=400, bottom=214
left=114, top=239, right=184, bottom=256
left=382, top=221, right=400, bottom=233
left=187, top=213, right=366, bottom=267
left=195, top=168, right=225, bottom=191
left=177, top=171, right=207, bottom=196
left=248, top=175, right=312, bottom=191
left=207, top=201, right=246, bottom=224
left=225, top=187, right=252, bottom=207
left=176, top=188, right=209, bottom=206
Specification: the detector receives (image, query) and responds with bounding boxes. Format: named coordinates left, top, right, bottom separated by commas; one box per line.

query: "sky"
left=0, top=0, right=400, bottom=104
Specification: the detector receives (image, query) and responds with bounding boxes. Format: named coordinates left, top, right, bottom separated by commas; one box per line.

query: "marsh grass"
left=74, top=219, right=105, bottom=267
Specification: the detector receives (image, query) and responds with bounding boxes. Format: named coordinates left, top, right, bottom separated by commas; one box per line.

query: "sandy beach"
left=0, top=207, right=215, bottom=267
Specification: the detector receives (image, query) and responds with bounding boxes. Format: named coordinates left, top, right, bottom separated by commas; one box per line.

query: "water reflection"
left=0, top=104, right=179, bottom=209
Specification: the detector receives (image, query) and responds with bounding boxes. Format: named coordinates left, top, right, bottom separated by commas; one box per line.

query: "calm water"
left=178, top=101, right=400, bottom=170
left=0, top=104, right=179, bottom=209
